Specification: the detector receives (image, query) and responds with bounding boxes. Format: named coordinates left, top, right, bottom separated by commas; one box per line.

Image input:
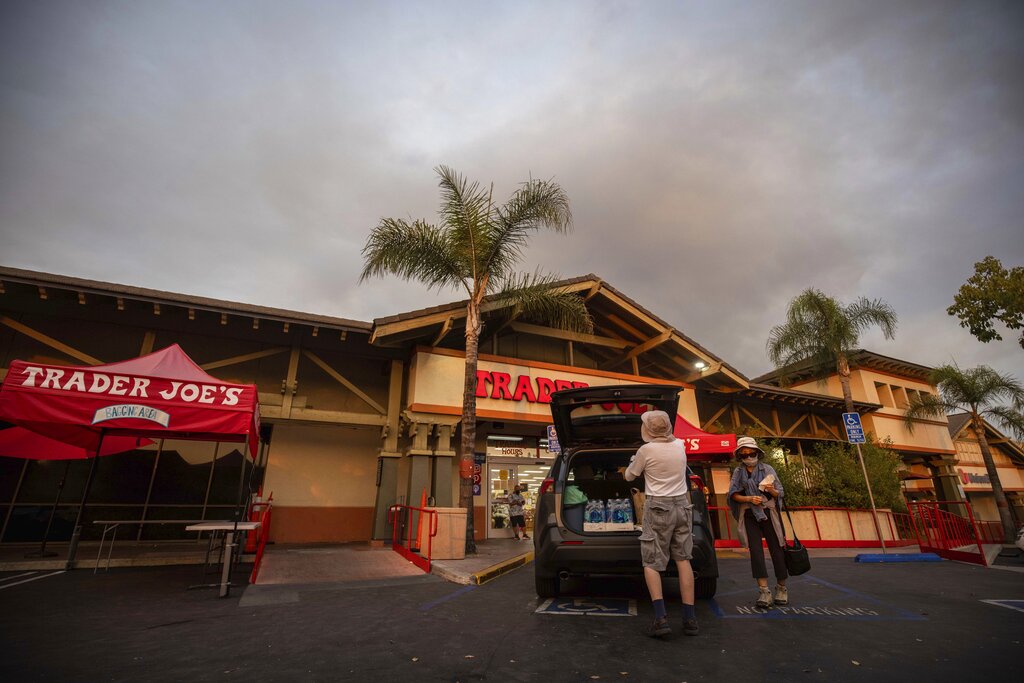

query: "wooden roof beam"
left=609, top=329, right=673, bottom=368
left=431, top=317, right=453, bottom=346
left=508, top=321, right=630, bottom=349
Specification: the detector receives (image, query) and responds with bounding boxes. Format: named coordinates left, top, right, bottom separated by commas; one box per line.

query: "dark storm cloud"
left=1, top=1, right=1022, bottom=381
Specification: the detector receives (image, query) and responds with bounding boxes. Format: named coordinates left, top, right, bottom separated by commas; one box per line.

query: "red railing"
left=248, top=497, right=273, bottom=584
left=388, top=504, right=438, bottom=573
left=906, top=501, right=988, bottom=566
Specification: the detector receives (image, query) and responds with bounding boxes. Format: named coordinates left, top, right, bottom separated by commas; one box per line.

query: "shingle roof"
left=0, top=265, right=372, bottom=332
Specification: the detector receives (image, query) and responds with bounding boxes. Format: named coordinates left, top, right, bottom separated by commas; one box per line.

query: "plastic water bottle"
left=585, top=499, right=606, bottom=524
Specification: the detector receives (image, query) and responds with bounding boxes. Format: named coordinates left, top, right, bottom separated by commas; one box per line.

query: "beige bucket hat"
left=640, top=410, right=675, bottom=443
left=733, top=435, right=765, bottom=458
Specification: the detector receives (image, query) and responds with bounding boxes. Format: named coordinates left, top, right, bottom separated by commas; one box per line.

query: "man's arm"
left=624, top=450, right=645, bottom=482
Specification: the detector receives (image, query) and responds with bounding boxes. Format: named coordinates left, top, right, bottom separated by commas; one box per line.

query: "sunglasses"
left=737, top=450, right=758, bottom=457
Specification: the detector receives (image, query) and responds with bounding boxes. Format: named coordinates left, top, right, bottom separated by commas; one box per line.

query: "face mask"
left=741, top=456, right=758, bottom=466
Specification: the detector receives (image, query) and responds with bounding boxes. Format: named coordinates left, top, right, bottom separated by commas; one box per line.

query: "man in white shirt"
left=624, top=410, right=697, bottom=638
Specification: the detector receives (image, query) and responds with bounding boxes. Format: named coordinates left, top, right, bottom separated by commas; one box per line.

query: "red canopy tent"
left=673, top=415, right=736, bottom=461
left=0, top=343, right=259, bottom=457
left=0, top=427, right=151, bottom=460
left=0, top=344, right=261, bottom=567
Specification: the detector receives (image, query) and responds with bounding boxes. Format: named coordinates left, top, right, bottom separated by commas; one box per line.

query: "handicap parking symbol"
left=535, top=597, right=636, bottom=617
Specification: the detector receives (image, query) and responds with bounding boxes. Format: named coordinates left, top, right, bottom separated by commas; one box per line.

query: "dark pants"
left=743, top=511, right=788, bottom=581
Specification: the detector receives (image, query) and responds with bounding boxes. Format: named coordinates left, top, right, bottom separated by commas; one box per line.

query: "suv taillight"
left=539, top=478, right=554, bottom=495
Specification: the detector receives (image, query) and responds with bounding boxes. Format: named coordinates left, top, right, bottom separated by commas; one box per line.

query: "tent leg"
left=66, top=431, right=105, bottom=570
left=221, top=432, right=252, bottom=598
left=26, top=460, right=71, bottom=558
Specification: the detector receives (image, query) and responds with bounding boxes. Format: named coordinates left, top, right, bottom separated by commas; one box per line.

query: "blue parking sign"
left=843, top=413, right=866, bottom=444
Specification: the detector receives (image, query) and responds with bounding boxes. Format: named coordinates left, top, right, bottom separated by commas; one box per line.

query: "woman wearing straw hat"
left=727, top=436, right=789, bottom=609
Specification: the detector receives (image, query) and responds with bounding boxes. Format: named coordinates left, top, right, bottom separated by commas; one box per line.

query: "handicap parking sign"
left=843, top=412, right=866, bottom=444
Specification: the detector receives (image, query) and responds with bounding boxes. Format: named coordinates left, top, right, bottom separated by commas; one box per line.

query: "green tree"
left=766, top=289, right=898, bottom=412
left=948, top=256, right=1024, bottom=349
left=361, top=166, right=593, bottom=553
left=905, top=364, right=1024, bottom=544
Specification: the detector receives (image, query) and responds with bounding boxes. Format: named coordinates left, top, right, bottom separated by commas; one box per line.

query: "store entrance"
left=486, top=458, right=552, bottom=539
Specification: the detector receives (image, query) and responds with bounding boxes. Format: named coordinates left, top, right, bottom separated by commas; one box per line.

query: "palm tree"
left=767, top=289, right=898, bottom=413
left=905, top=364, right=1024, bottom=544
left=361, top=166, right=593, bottom=553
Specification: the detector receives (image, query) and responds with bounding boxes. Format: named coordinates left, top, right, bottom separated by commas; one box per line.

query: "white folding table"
left=185, top=521, right=260, bottom=597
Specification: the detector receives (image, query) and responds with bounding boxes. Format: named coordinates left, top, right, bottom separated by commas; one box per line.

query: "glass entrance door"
left=487, top=460, right=551, bottom=539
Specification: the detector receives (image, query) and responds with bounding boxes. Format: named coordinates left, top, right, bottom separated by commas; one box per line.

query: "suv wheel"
left=535, top=573, right=559, bottom=598
left=695, top=576, right=717, bottom=599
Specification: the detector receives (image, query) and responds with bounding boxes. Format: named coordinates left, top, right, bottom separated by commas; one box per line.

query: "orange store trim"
left=408, top=403, right=554, bottom=424
left=414, top=345, right=693, bottom=388
left=889, top=443, right=957, bottom=455
left=869, top=412, right=949, bottom=427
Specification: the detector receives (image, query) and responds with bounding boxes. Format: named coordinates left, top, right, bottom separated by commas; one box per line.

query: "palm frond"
left=975, top=366, right=1024, bottom=407
left=483, top=178, right=572, bottom=280
left=360, top=218, right=468, bottom=294
left=767, top=289, right=899, bottom=385
left=493, top=272, right=593, bottom=333
left=845, top=297, right=898, bottom=340
left=904, top=392, right=955, bottom=432
left=928, top=363, right=974, bottom=407
left=435, top=165, right=492, bottom=279
left=984, top=404, right=1024, bottom=440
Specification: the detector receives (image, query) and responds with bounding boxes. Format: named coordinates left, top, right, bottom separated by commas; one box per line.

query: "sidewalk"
left=431, top=538, right=533, bottom=585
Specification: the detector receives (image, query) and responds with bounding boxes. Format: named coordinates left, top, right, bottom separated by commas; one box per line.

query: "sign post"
left=546, top=425, right=561, bottom=455
left=843, top=412, right=886, bottom=554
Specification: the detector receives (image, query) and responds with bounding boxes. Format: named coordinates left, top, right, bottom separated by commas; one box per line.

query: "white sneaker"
left=774, top=584, right=788, bottom=606
left=756, top=587, right=773, bottom=609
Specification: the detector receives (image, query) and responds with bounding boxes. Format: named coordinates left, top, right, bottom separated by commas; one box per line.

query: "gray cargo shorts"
left=638, top=494, right=693, bottom=570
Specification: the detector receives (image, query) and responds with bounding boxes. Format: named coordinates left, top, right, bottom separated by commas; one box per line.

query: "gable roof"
left=947, top=412, right=1024, bottom=464
left=753, top=349, right=934, bottom=386
left=370, top=274, right=749, bottom=390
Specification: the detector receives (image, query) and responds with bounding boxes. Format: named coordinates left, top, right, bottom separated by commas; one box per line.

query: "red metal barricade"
left=248, top=495, right=273, bottom=584
left=906, top=501, right=989, bottom=566
left=388, top=504, right=438, bottom=573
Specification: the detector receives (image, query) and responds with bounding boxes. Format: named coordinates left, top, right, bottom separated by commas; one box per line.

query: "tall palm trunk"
left=973, top=413, right=1016, bottom=544
left=459, top=300, right=482, bottom=554
left=837, top=354, right=855, bottom=414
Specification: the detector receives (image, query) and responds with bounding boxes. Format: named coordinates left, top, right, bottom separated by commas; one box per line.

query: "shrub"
left=740, top=437, right=905, bottom=512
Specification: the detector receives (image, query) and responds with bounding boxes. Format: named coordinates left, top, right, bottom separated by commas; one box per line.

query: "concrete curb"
left=431, top=551, right=534, bottom=585
left=471, top=551, right=533, bottom=585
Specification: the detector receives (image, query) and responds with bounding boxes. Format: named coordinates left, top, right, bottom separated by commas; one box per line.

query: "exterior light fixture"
left=694, top=361, right=707, bottom=370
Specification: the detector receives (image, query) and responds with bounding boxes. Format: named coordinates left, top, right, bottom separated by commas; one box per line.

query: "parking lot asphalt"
left=1, top=555, right=1021, bottom=682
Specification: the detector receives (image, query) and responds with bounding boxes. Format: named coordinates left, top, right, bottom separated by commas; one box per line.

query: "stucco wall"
left=263, top=422, right=380, bottom=507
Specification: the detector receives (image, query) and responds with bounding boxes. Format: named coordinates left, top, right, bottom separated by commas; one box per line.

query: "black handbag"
left=779, top=499, right=811, bottom=576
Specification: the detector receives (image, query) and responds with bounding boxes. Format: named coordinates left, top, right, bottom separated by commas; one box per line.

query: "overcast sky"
left=1, top=1, right=1022, bottom=384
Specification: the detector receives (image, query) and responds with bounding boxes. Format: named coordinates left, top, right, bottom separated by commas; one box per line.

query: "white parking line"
left=0, top=571, right=38, bottom=584
left=0, top=570, right=65, bottom=590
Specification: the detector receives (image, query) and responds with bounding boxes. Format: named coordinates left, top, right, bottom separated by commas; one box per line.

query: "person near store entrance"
left=727, top=436, right=789, bottom=609
left=508, top=484, right=530, bottom=540
left=623, top=410, right=698, bottom=639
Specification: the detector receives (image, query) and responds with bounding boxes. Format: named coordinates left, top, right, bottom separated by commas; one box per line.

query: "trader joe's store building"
left=2, top=267, right=1005, bottom=546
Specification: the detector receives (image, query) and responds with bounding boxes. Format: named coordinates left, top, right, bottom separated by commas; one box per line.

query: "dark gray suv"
left=533, top=384, right=719, bottom=599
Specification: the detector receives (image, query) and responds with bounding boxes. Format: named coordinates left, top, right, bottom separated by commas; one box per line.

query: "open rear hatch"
left=549, top=384, right=682, bottom=450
